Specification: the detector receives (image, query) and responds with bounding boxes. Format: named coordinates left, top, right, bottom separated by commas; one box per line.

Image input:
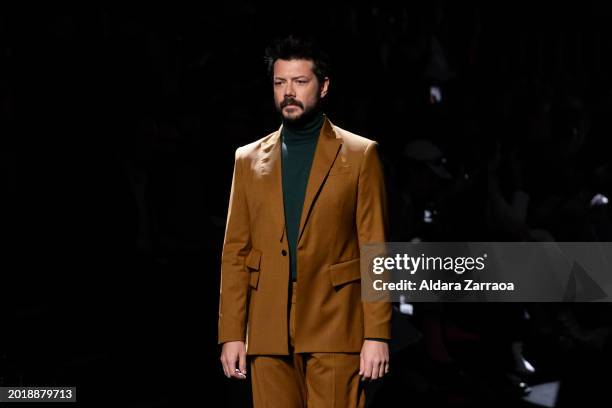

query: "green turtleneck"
left=281, top=110, right=325, bottom=281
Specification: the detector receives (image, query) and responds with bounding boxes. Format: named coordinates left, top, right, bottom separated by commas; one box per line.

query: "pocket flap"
left=249, top=271, right=260, bottom=289
left=329, top=257, right=361, bottom=287
left=245, top=248, right=262, bottom=271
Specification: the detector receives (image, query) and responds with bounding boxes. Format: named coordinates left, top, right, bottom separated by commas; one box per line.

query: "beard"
left=276, top=96, right=322, bottom=128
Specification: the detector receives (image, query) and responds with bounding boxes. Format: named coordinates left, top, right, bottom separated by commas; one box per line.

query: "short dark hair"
left=264, top=35, right=331, bottom=85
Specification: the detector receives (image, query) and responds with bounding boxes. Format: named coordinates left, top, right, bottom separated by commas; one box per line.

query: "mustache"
left=281, top=98, right=303, bottom=109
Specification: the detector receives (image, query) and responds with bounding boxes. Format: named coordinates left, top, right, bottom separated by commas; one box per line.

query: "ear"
left=319, top=77, right=330, bottom=98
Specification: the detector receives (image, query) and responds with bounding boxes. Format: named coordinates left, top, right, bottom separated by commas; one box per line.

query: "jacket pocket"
left=329, top=257, right=361, bottom=287
left=245, top=248, right=262, bottom=289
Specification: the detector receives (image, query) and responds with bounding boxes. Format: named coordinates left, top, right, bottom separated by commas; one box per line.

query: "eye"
left=296, top=80, right=307, bottom=85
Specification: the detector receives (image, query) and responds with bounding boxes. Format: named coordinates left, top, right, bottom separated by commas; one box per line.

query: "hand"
left=220, top=341, right=247, bottom=379
left=359, top=340, right=389, bottom=381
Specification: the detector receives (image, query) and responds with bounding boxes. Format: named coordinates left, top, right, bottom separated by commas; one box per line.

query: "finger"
left=363, top=360, right=373, bottom=381
left=231, top=370, right=245, bottom=379
left=229, top=352, right=246, bottom=380
left=359, top=354, right=364, bottom=376
left=378, top=360, right=386, bottom=379
left=221, top=357, right=229, bottom=378
left=239, top=351, right=247, bottom=376
left=228, top=354, right=241, bottom=379
left=385, top=361, right=390, bottom=374
left=370, top=360, right=379, bottom=380
left=231, top=369, right=247, bottom=380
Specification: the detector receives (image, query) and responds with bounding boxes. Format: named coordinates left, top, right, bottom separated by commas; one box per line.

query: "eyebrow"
left=273, top=75, right=311, bottom=81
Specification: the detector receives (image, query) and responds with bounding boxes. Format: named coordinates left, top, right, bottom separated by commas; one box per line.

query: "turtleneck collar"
left=281, top=109, right=325, bottom=144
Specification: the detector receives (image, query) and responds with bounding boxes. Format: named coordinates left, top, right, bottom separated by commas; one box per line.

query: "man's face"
left=273, top=59, right=329, bottom=123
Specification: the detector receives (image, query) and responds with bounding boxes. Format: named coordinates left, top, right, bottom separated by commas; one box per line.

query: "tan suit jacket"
left=218, top=115, right=391, bottom=355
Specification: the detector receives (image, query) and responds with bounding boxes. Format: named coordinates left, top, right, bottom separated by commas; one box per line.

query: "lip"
left=284, top=105, right=301, bottom=109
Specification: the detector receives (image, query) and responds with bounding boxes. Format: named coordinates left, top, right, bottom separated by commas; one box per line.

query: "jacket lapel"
left=297, top=116, right=342, bottom=244
left=259, top=129, right=286, bottom=241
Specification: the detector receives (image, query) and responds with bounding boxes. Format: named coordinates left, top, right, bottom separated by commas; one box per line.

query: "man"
left=218, top=35, right=391, bottom=407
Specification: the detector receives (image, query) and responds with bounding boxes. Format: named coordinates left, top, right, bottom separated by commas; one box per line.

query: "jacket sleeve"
left=356, top=141, right=392, bottom=340
left=218, top=147, right=252, bottom=344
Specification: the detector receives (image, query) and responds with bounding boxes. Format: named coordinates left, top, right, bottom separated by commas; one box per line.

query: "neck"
left=282, top=108, right=325, bottom=135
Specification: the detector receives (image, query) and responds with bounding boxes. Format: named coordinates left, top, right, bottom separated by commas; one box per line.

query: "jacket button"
left=281, top=249, right=287, bottom=256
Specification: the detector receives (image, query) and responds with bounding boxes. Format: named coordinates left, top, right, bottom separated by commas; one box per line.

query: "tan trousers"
left=250, top=281, right=365, bottom=408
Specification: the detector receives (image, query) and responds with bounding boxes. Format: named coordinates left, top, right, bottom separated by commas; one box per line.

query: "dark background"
left=1, top=2, right=611, bottom=407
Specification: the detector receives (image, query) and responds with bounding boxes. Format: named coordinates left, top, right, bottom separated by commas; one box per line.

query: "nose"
left=284, top=82, right=295, bottom=98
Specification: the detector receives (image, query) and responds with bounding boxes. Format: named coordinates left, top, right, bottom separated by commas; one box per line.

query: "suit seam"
left=332, top=353, right=337, bottom=408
